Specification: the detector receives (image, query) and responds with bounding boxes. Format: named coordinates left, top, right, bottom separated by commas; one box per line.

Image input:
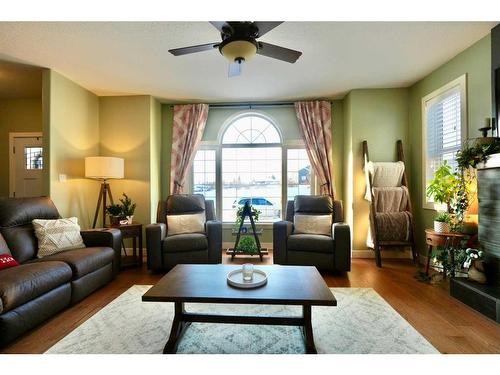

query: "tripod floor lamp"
left=85, top=156, right=124, bottom=228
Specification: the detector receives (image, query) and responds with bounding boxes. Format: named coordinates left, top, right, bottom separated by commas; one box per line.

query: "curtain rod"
left=166, top=100, right=332, bottom=109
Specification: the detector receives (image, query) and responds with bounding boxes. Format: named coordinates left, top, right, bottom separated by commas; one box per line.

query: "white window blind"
left=425, top=85, right=463, bottom=192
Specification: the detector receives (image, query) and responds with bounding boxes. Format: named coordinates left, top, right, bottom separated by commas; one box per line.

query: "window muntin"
left=191, top=112, right=314, bottom=222
left=222, top=115, right=281, bottom=144
left=423, top=75, right=466, bottom=208
left=25, top=147, right=43, bottom=170
left=193, top=150, right=216, bottom=207
left=287, top=148, right=311, bottom=202
left=222, top=146, right=282, bottom=222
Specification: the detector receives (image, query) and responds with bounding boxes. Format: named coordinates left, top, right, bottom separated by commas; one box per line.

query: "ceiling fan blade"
left=228, top=61, right=242, bottom=77
left=257, top=42, right=302, bottom=63
left=168, top=42, right=219, bottom=56
left=252, top=21, right=283, bottom=37
left=209, top=21, right=233, bottom=33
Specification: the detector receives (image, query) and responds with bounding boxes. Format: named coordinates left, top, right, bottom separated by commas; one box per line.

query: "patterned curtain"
left=170, top=104, right=209, bottom=194
left=294, top=101, right=335, bottom=197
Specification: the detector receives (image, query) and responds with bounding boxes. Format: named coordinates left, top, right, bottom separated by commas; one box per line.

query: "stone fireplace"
left=450, top=155, right=500, bottom=322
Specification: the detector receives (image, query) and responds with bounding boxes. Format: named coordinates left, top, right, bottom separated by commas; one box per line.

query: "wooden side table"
left=106, top=222, right=143, bottom=268
left=424, top=229, right=468, bottom=278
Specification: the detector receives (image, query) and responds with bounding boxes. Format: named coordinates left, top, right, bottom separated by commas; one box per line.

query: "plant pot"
left=109, top=215, right=122, bottom=226
left=434, top=221, right=450, bottom=233
left=126, top=215, right=134, bottom=225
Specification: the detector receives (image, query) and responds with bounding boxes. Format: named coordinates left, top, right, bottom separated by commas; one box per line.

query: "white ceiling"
left=0, top=22, right=496, bottom=102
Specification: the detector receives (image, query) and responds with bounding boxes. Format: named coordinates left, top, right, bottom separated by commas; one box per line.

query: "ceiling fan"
left=168, top=21, right=302, bottom=77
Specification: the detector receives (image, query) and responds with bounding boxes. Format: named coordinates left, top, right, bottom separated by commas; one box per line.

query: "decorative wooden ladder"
left=362, top=140, right=418, bottom=267
left=232, top=201, right=263, bottom=261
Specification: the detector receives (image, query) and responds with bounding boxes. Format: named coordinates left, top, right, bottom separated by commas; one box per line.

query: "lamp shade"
left=85, top=156, right=124, bottom=180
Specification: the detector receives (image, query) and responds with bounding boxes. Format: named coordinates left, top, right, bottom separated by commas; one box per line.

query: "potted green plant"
left=234, top=204, right=261, bottom=231
left=456, top=138, right=500, bottom=170
left=236, top=236, right=258, bottom=254
left=434, top=212, right=451, bottom=233
left=106, top=204, right=123, bottom=226
left=426, top=162, right=469, bottom=232
left=426, top=162, right=459, bottom=213
left=119, top=193, right=136, bottom=224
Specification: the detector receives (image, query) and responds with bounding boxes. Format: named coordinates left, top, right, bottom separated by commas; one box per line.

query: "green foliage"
left=426, top=162, right=459, bottom=208
left=106, top=204, right=123, bottom=217
left=236, top=236, right=257, bottom=254
left=456, top=138, right=500, bottom=170
left=234, top=204, right=261, bottom=229
left=432, top=245, right=468, bottom=277
left=119, top=193, right=136, bottom=216
left=434, top=212, right=451, bottom=223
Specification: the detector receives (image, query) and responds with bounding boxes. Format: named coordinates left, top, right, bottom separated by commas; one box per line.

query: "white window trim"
left=421, top=74, right=468, bottom=210
left=189, top=117, right=316, bottom=222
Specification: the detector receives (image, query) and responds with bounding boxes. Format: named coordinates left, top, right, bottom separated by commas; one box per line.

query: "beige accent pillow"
left=294, top=214, right=332, bottom=236
left=167, top=212, right=205, bottom=236
left=33, top=217, right=85, bottom=258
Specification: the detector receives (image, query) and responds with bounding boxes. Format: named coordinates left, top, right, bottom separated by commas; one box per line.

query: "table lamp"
left=85, top=156, right=124, bottom=228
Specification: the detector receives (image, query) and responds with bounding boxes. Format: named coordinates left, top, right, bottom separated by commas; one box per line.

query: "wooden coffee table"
left=142, top=264, right=336, bottom=354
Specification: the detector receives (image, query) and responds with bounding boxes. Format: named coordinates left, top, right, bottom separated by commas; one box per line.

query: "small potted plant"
left=434, top=212, right=451, bottom=233
left=119, top=193, right=136, bottom=225
left=236, top=236, right=258, bottom=254
left=106, top=204, right=123, bottom=226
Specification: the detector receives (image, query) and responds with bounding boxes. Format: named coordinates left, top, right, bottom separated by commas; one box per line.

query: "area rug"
left=46, top=285, right=438, bottom=354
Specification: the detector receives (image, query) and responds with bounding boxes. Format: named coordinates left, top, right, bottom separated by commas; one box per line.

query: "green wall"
left=0, top=97, right=42, bottom=197
left=408, top=34, right=492, bottom=254
left=99, top=96, right=157, bottom=228
left=342, top=89, right=410, bottom=250
left=44, top=70, right=100, bottom=229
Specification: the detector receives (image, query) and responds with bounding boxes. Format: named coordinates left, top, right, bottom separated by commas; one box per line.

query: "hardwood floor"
left=2, top=254, right=499, bottom=354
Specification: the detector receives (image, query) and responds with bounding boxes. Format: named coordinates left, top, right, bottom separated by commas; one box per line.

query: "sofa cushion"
left=287, top=234, right=334, bottom=254
left=0, top=261, right=72, bottom=314
left=33, top=247, right=115, bottom=279
left=0, top=225, right=39, bottom=264
left=33, top=217, right=85, bottom=258
left=163, top=233, right=208, bottom=253
left=0, top=233, right=11, bottom=255
left=0, top=197, right=60, bottom=263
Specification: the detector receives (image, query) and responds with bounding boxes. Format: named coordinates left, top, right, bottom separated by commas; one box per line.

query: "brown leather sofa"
left=0, top=197, right=122, bottom=347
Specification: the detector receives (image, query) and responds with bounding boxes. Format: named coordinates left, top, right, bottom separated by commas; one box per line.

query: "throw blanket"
left=364, top=161, right=405, bottom=200
left=367, top=211, right=412, bottom=248
left=371, top=186, right=409, bottom=213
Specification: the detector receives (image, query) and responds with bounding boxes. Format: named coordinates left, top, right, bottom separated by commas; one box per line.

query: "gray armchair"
left=146, top=194, right=222, bottom=271
left=273, top=195, right=351, bottom=272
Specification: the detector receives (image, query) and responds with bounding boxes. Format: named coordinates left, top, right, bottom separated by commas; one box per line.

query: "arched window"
left=221, top=114, right=282, bottom=222
left=192, top=111, right=313, bottom=223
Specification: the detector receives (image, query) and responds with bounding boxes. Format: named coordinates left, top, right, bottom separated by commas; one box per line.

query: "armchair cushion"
left=163, top=233, right=208, bottom=253
left=293, top=214, right=332, bottom=236
left=32, top=247, right=115, bottom=279
left=166, top=212, right=206, bottom=236
left=287, top=234, right=334, bottom=254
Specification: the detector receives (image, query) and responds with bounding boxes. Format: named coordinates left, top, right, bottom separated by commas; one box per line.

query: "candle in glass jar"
left=242, top=263, right=254, bottom=282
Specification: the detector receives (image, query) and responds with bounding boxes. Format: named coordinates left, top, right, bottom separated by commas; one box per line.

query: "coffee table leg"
left=163, top=302, right=190, bottom=354
left=302, top=305, right=317, bottom=354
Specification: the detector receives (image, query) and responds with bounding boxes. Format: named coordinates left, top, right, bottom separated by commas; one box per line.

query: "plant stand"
left=229, top=202, right=265, bottom=261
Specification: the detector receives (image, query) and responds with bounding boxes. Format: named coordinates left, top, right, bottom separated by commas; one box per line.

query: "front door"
left=11, top=135, right=44, bottom=198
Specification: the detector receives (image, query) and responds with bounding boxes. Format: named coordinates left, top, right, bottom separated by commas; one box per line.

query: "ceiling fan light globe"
left=221, top=40, right=257, bottom=62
